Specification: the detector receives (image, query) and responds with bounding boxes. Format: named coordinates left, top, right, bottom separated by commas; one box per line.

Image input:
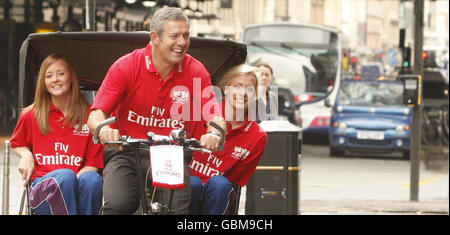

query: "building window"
left=220, top=0, right=232, bottom=9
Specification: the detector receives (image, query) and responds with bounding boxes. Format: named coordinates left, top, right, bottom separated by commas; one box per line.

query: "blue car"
left=361, top=62, right=385, bottom=80
left=327, top=79, right=412, bottom=159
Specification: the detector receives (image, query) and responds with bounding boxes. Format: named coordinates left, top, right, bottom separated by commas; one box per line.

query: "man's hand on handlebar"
left=98, top=126, right=122, bottom=151
left=201, top=116, right=227, bottom=152
left=200, top=133, right=221, bottom=152
left=88, top=110, right=122, bottom=150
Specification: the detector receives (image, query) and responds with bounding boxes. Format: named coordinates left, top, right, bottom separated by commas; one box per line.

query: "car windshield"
left=338, top=82, right=404, bottom=107
left=244, top=25, right=339, bottom=98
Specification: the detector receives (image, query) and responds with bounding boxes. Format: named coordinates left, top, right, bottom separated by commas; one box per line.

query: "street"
left=235, top=142, right=449, bottom=215
left=299, top=143, right=449, bottom=214
left=238, top=142, right=448, bottom=215
left=301, top=144, right=448, bottom=202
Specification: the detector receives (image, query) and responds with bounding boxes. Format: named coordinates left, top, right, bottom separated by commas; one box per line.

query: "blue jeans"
left=29, top=169, right=103, bottom=215
left=189, top=176, right=236, bottom=215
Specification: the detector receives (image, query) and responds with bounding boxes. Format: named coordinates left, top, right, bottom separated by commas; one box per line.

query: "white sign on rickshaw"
left=150, top=145, right=185, bottom=189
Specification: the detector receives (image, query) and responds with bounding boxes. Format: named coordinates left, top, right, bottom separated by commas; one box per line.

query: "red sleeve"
left=91, top=61, right=129, bottom=115
left=186, top=66, right=222, bottom=139
left=10, top=110, right=34, bottom=149
left=82, top=108, right=104, bottom=169
left=227, top=133, right=267, bottom=186
left=198, top=67, right=222, bottom=122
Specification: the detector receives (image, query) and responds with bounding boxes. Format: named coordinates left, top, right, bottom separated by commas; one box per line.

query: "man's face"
left=153, top=20, right=190, bottom=66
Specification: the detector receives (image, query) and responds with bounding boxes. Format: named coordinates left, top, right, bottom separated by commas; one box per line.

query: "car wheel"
left=330, top=147, right=344, bottom=157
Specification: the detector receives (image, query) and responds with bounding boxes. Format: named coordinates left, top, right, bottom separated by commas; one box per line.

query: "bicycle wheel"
left=144, top=168, right=174, bottom=215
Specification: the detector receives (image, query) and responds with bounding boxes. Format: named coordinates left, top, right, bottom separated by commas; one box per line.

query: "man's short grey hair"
left=150, top=7, right=190, bottom=37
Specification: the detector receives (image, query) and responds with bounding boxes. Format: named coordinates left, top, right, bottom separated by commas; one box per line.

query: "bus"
left=241, top=23, right=342, bottom=135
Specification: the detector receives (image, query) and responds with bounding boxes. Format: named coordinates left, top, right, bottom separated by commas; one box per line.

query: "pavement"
left=299, top=198, right=449, bottom=215
left=1, top=141, right=449, bottom=215
left=234, top=186, right=448, bottom=215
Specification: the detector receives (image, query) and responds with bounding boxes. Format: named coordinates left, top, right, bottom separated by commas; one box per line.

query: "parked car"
left=325, top=79, right=412, bottom=159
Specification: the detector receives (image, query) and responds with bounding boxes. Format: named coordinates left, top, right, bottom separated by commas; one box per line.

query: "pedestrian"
left=10, top=53, right=104, bottom=215
left=256, top=62, right=278, bottom=121
left=87, top=7, right=227, bottom=215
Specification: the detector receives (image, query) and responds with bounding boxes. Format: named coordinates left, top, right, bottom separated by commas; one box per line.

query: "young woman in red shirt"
left=189, top=64, right=267, bottom=215
left=10, top=53, right=104, bottom=215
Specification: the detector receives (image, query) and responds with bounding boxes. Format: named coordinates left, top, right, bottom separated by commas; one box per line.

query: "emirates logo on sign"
left=165, top=159, right=173, bottom=171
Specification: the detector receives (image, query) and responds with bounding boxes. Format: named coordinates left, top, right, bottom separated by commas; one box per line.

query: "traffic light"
left=422, top=51, right=428, bottom=59
left=403, top=47, right=411, bottom=68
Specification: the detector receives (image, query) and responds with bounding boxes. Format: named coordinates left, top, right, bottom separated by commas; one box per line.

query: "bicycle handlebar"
left=93, top=117, right=212, bottom=154
left=209, top=121, right=226, bottom=152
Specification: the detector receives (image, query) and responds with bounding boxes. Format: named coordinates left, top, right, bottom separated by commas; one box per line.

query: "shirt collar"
left=225, top=121, right=252, bottom=134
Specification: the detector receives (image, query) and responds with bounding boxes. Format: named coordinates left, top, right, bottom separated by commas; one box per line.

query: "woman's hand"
left=14, top=147, right=35, bottom=187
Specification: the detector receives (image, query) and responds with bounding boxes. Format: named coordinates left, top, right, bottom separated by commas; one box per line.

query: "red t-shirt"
left=10, top=104, right=104, bottom=181
left=189, top=119, right=267, bottom=187
left=91, top=43, right=221, bottom=138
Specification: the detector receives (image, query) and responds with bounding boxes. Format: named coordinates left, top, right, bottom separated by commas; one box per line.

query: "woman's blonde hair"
left=218, top=64, right=259, bottom=94
left=23, top=53, right=88, bottom=134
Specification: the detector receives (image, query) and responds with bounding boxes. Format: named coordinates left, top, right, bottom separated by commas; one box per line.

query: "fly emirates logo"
left=34, top=142, right=83, bottom=167
left=190, top=154, right=223, bottom=178
left=127, top=106, right=185, bottom=129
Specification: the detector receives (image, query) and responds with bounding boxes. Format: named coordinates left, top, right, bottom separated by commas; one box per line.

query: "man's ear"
left=150, top=31, right=159, bottom=44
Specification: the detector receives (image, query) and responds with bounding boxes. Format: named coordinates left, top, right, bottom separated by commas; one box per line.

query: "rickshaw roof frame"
left=18, top=31, right=247, bottom=109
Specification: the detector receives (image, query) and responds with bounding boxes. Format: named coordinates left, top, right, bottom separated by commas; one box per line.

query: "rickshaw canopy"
left=18, top=31, right=247, bottom=108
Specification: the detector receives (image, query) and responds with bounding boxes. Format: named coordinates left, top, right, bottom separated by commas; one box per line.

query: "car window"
left=339, top=82, right=404, bottom=107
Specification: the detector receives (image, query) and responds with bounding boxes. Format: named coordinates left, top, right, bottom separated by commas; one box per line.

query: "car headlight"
left=333, top=122, right=347, bottom=129
left=396, top=125, right=404, bottom=132
left=339, top=122, right=347, bottom=129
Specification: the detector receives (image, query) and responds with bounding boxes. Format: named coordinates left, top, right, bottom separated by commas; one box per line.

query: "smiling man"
left=88, top=7, right=226, bottom=215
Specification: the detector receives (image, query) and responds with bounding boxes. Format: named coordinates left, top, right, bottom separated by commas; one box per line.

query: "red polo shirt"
left=91, top=43, right=221, bottom=138
left=10, top=104, right=104, bottom=181
left=189, top=116, right=267, bottom=187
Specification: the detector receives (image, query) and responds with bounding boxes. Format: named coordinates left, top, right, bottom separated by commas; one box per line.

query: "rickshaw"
left=17, top=31, right=247, bottom=215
